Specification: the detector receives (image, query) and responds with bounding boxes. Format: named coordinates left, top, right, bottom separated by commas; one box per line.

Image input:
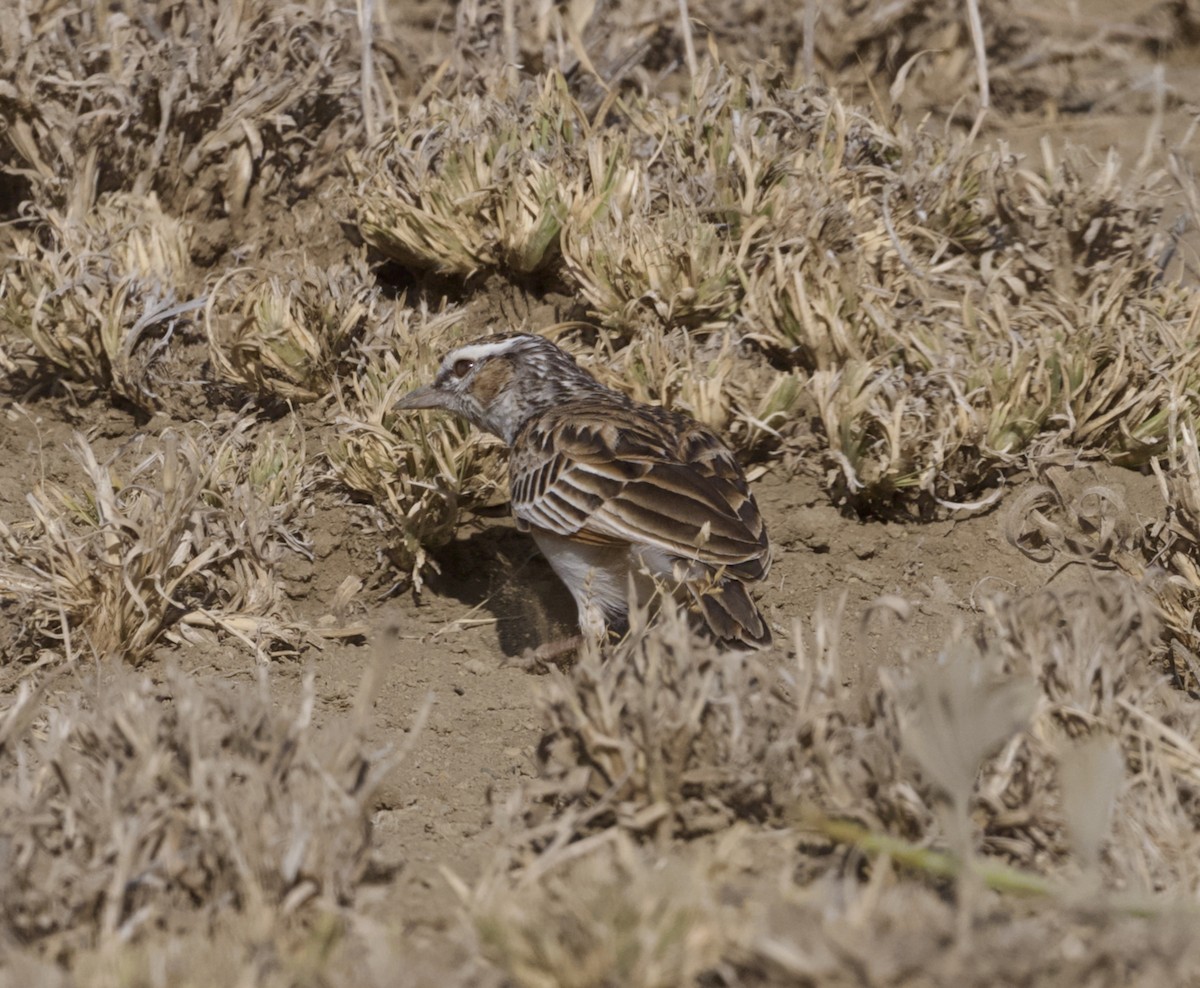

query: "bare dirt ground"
left=3, top=0, right=1200, bottom=985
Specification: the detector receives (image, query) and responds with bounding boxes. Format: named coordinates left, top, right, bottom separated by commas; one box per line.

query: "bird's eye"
left=452, top=358, right=473, bottom=378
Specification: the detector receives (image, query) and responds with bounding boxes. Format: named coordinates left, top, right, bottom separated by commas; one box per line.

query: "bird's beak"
left=392, top=383, right=445, bottom=411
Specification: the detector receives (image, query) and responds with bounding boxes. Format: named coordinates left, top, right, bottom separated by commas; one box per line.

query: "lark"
left=393, top=333, right=772, bottom=653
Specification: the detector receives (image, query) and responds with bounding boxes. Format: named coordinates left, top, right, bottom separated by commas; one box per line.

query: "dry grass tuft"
left=328, top=305, right=507, bottom=587
left=0, top=659, right=404, bottom=958
left=0, top=192, right=198, bottom=409
left=205, top=256, right=381, bottom=403
left=0, top=0, right=367, bottom=220
left=0, top=423, right=318, bottom=664
left=468, top=832, right=729, bottom=988
left=350, top=72, right=597, bottom=278
left=561, top=203, right=742, bottom=333
left=524, top=604, right=784, bottom=842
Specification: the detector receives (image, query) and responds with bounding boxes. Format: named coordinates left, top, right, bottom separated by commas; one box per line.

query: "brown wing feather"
left=510, top=399, right=770, bottom=581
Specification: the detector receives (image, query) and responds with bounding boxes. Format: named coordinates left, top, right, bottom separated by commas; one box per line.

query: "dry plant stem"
left=1135, top=64, right=1166, bottom=176
left=677, top=0, right=698, bottom=79
left=502, top=0, right=518, bottom=90
left=802, top=0, right=816, bottom=80
left=947, top=793, right=978, bottom=950
left=895, top=652, right=1036, bottom=945
left=357, top=0, right=378, bottom=143
left=808, top=812, right=1053, bottom=896
left=807, top=813, right=1189, bottom=919
left=965, top=0, right=989, bottom=110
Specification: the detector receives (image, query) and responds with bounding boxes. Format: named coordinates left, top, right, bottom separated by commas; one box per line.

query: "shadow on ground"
left=426, top=522, right=577, bottom=657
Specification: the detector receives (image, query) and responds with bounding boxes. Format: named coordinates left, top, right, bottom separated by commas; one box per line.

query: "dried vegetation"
left=467, top=571, right=1200, bottom=986
left=0, top=0, right=365, bottom=216
left=1, top=192, right=198, bottom=409
left=327, top=304, right=508, bottom=584
left=353, top=66, right=1198, bottom=511
left=0, top=658, right=411, bottom=980
left=0, top=421, right=329, bottom=663
left=204, top=256, right=381, bottom=404
left=2, top=0, right=1200, bottom=984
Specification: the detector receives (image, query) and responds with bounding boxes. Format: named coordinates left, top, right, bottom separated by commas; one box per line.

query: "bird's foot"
left=509, top=634, right=583, bottom=671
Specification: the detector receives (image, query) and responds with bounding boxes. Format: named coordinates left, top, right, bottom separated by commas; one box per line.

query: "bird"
left=392, top=332, right=772, bottom=654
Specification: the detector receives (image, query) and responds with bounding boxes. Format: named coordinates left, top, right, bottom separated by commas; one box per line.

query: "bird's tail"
left=687, top=576, right=771, bottom=649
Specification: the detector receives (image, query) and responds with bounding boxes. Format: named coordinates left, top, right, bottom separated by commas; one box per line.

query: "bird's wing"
left=510, top=403, right=770, bottom=581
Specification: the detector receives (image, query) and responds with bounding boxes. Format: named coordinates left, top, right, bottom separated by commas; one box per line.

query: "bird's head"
left=392, top=333, right=603, bottom=444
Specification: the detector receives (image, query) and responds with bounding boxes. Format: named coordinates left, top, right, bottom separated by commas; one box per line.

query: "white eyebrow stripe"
left=443, top=337, right=527, bottom=366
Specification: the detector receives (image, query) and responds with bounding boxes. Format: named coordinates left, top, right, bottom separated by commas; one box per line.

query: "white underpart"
left=531, top=530, right=634, bottom=639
